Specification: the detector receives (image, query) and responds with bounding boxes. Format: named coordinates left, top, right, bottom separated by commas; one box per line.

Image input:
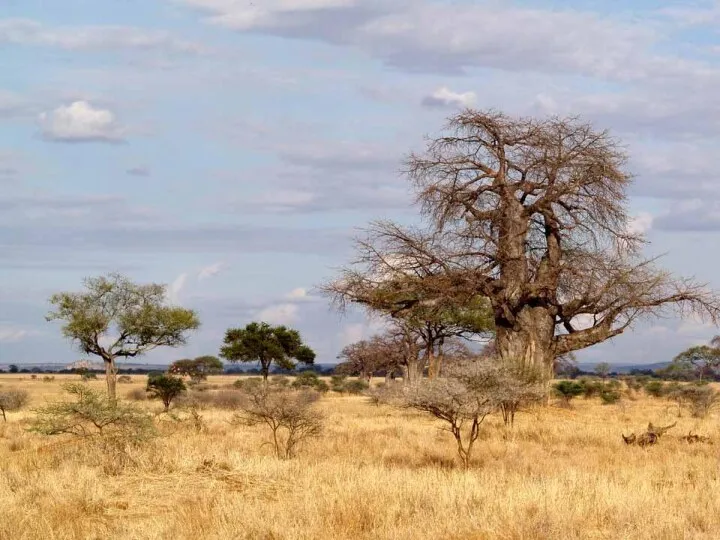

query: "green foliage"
left=270, top=375, right=290, bottom=388
left=233, top=377, right=264, bottom=392
left=146, top=374, right=186, bottom=411
left=8, top=365, right=18, bottom=374
left=578, top=378, right=602, bottom=399
left=330, top=375, right=347, bottom=393
left=671, top=345, right=720, bottom=381
left=292, top=371, right=329, bottom=393
left=31, top=383, right=155, bottom=443
left=0, top=388, right=29, bottom=421
left=644, top=380, right=666, bottom=398
left=553, top=381, right=584, bottom=405
left=220, top=322, right=315, bottom=380
left=343, top=379, right=370, bottom=395
left=81, top=371, right=98, bottom=381
left=46, top=273, right=200, bottom=399
left=600, top=388, right=621, bottom=405
left=170, top=355, right=223, bottom=381
left=594, top=362, right=611, bottom=379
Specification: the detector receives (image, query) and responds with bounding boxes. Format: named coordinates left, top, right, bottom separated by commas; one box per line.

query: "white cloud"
left=421, top=86, right=476, bottom=108
left=167, top=273, right=188, bottom=305
left=257, top=303, right=300, bottom=325
left=628, top=212, right=654, bottom=235
left=286, top=287, right=310, bottom=300
left=38, top=101, right=124, bottom=143
left=338, top=318, right=388, bottom=347
left=0, top=18, right=204, bottom=53
left=198, top=262, right=226, bottom=280
left=0, top=326, right=32, bottom=343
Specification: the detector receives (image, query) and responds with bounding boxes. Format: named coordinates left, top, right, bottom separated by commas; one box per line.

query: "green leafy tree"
left=671, top=343, right=720, bottom=381
left=553, top=381, right=584, bottom=406
left=595, top=362, right=611, bottom=380
left=46, top=273, right=200, bottom=400
left=220, top=322, right=316, bottom=382
left=8, top=365, right=18, bottom=374
left=169, top=355, right=224, bottom=381
left=146, top=374, right=186, bottom=411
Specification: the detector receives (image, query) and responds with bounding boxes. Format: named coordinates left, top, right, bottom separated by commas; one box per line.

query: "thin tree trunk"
left=104, top=357, right=118, bottom=401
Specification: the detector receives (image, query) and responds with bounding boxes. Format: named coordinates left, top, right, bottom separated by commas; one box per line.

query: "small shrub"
left=669, top=384, right=720, bottom=418
left=292, top=371, right=320, bottom=388
left=233, top=377, right=264, bottom=392
left=125, top=388, right=147, bottom=401
left=30, top=374, right=37, bottom=380
left=644, top=380, right=666, bottom=398
left=31, top=383, right=155, bottom=444
left=343, top=379, right=369, bottom=395
left=146, top=374, right=186, bottom=411
left=234, top=387, right=323, bottom=459
left=600, top=388, right=621, bottom=405
left=81, top=371, right=98, bottom=381
left=271, top=376, right=290, bottom=388
left=553, top=381, right=584, bottom=406
left=314, top=380, right=330, bottom=393
left=42, top=375, right=55, bottom=383
left=330, top=375, right=347, bottom=393
left=0, top=389, right=29, bottom=421
left=577, top=378, right=602, bottom=399
left=117, top=375, right=133, bottom=384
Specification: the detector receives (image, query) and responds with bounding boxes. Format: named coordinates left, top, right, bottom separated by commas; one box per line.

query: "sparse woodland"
left=3, top=110, right=720, bottom=539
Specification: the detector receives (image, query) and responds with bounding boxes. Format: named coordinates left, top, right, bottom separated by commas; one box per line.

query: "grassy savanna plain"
left=1, top=374, right=719, bottom=540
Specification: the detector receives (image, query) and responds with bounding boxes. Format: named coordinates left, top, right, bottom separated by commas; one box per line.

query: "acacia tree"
left=220, top=322, right=316, bottom=382
left=325, top=111, right=720, bottom=379
left=671, top=339, right=720, bottom=381
left=336, top=331, right=406, bottom=382
left=169, top=355, right=224, bottom=381
left=47, top=273, right=200, bottom=400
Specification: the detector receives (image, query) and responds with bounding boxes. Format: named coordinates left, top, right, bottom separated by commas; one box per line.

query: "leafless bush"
left=0, top=388, right=29, bottom=421
left=117, top=375, right=133, bottom=384
left=180, top=389, right=246, bottom=410
left=403, top=359, right=544, bottom=467
left=668, top=384, right=720, bottom=418
left=233, top=386, right=323, bottom=459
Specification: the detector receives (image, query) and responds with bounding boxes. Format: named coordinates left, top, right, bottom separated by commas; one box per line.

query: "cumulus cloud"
left=38, top=101, right=125, bottom=143
left=257, top=303, right=300, bottom=325
left=0, top=18, right=204, bottom=53
left=198, top=262, right=226, bottom=280
left=421, top=86, right=476, bottom=108
left=628, top=212, right=654, bottom=235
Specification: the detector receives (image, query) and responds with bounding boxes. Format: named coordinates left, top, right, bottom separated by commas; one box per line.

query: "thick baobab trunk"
left=494, top=307, right=556, bottom=380
left=104, top=357, right=118, bottom=401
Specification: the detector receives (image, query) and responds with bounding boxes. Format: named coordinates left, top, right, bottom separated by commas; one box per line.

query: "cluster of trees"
left=40, top=109, right=720, bottom=398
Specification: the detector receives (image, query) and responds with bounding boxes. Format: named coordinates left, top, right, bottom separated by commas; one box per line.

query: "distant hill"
left=577, top=362, right=670, bottom=374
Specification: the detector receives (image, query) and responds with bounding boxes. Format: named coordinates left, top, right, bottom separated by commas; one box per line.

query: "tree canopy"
left=169, top=355, right=224, bottom=381
left=219, top=322, right=315, bottom=381
left=47, top=273, right=200, bottom=399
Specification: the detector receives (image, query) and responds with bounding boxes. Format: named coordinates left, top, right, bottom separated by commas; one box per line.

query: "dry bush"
left=403, top=360, right=537, bottom=468
left=125, top=387, right=147, bottom=401
left=117, top=375, right=133, bottom=384
left=234, top=386, right=323, bottom=459
left=0, top=388, right=29, bottom=421
left=30, top=383, right=155, bottom=444
left=179, top=389, right=246, bottom=410
left=668, top=384, right=720, bottom=418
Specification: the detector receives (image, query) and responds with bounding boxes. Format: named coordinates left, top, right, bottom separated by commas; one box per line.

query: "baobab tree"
left=325, top=110, right=720, bottom=379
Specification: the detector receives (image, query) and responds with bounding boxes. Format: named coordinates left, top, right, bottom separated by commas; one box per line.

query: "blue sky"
left=2, top=0, right=720, bottom=367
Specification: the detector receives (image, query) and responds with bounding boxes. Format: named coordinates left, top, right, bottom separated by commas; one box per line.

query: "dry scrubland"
left=0, top=375, right=719, bottom=540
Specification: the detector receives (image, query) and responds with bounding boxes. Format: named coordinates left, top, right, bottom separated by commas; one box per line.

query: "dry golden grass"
left=1, top=374, right=719, bottom=539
